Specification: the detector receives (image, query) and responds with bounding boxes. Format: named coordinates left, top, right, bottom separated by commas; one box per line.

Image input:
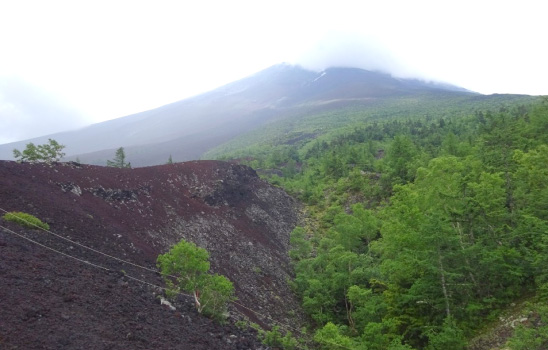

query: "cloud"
left=0, top=77, right=91, bottom=144
left=294, top=31, right=417, bottom=77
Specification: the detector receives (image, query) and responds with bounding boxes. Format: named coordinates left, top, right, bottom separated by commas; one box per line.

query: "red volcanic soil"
left=0, top=160, right=301, bottom=349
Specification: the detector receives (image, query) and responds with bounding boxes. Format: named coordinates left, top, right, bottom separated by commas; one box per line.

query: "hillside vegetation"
left=4, top=65, right=534, bottom=167
left=205, top=92, right=536, bottom=161
left=216, top=97, right=548, bottom=349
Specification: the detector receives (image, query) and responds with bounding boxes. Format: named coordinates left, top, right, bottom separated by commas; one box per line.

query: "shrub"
left=157, top=239, right=235, bottom=321
left=2, top=211, right=50, bottom=230
left=261, top=326, right=299, bottom=350
left=13, top=139, right=65, bottom=164
left=506, top=303, right=548, bottom=350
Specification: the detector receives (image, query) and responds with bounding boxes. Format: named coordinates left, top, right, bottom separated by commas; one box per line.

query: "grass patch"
left=2, top=211, right=50, bottom=230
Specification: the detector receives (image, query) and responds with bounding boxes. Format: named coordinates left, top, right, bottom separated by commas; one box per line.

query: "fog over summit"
left=1, top=1, right=545, bottom=146
left=295, top=32, right=414, bottom=78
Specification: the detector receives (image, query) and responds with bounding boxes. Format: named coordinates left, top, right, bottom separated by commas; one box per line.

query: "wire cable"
left=0, top=208, right=303, bottom=329
left=0, top=223, right=194, bottom=297
left=1, top=224, right=110, bottom=272
left=0, top=207, right=167, bottom=276
left=0, top=222, right=355, bottom=350
left=0, top=206, right=311, bottom=337
left=0, top=208, right=303, bottom=332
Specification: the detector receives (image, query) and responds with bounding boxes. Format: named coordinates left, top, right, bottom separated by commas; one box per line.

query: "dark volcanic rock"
left=0, top=160, right=302, bottom=349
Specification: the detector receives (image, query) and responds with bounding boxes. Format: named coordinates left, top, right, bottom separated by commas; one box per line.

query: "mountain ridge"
left=0, top=64, right=481, bottom=166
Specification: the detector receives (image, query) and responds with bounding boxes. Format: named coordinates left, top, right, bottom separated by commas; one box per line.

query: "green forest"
left=217, top=97, right=548, bottom=349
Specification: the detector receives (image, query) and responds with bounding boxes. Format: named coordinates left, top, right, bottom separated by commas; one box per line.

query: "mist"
left=294, top=32, right=422, bottom=79
left=0, top=77, right=91, bottom=145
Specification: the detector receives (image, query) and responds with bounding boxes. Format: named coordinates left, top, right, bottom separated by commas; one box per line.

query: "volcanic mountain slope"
left=0, top=64, right=482, bottom=166
left=0, top=160, right=301, bottom=349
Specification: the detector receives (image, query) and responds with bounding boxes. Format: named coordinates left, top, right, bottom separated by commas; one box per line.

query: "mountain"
left=0, top=160, right=302, bottom=349
left=0, top=64, right=486, bottom=166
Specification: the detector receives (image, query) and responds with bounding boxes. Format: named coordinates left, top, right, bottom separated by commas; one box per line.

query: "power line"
left=0, top=207, right=161, bottom=275
left=0, top=218, right=315, bottom=338
left=0, top=223, right=207, bottom=306
left=0, top=208, right=303, bottom=332
left=0, top=209, right=303, bottom=333
left=1, top=224, right=110, bottom=273
left=0, top=219, right=357, bottom=350
left=0, top=209, right=304, bottom=329
left=0, top=224, right=321, bottom=350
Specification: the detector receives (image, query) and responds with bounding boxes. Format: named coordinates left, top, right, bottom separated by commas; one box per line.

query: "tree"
left=38, top=139, right=66, bottom=162
left=167, top=154, right=173, bottom=164
left=314, top=322, right=355, bottom=350
left=426, top=317, right=466, bottom=350
left=385, top=134, right=418, bottom=184
left=261, top=326, right=299, bottom=350
left=157, top=239, right=235, bottom=320
left=13, top=143, right=39, bottom=162
left=332, top=203, right=379, bottom=254
left=13, top=139, right=66, bottom=164
left=289, top=227, right=312, bottom=261
left=107, top=147, right=131, bottom=168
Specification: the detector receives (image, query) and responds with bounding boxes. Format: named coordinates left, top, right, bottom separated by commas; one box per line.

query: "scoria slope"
left=0, top=160, right=302, bottom=349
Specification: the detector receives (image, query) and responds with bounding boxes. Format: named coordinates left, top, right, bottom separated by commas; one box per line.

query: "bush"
left=426, top=318, right=466, bottom=350
left=506, top=303, right=548, bottom=350
left=261, top=326, right=299, bottom=350
left=157, top=239, right=235, bottom=321
left=2, top=211, right=50, bottom=230
left=13, top=139, right=65, bottom=164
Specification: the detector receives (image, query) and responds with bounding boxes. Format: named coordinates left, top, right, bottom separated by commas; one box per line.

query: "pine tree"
left=107, top=147, right=131, bottom=168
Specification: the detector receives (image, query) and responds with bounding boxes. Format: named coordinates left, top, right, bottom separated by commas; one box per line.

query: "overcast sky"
left=1, top=0, right=546, bottom=144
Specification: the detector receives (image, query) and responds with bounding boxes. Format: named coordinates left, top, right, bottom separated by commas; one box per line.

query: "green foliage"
left=107, top=147, right=131, bottom=168
left=314, top=322, right=355, bottom=350
left=361, top=320, right=410, bottom=350
left=235, top=320, right=249, bottom=330
left=205, top=93, right=538, bottom=161
left=2, top=211, right=50, bottom=230
left=506, top=303, right=548, bottom=350
left=332, top=203, right=378, bottom=253
left=289, top=227, right=312, bottom=261
left=384, top=134, right=419, bottom=185
left=157, top=239, right=235, bottom=321
left=13, top=139, right=66, bottom=163
left=426, top=318, right=466, bottom=350
left=209, top=97, right=547, bottom=348
left=261, top=326, right=300, bottom=350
